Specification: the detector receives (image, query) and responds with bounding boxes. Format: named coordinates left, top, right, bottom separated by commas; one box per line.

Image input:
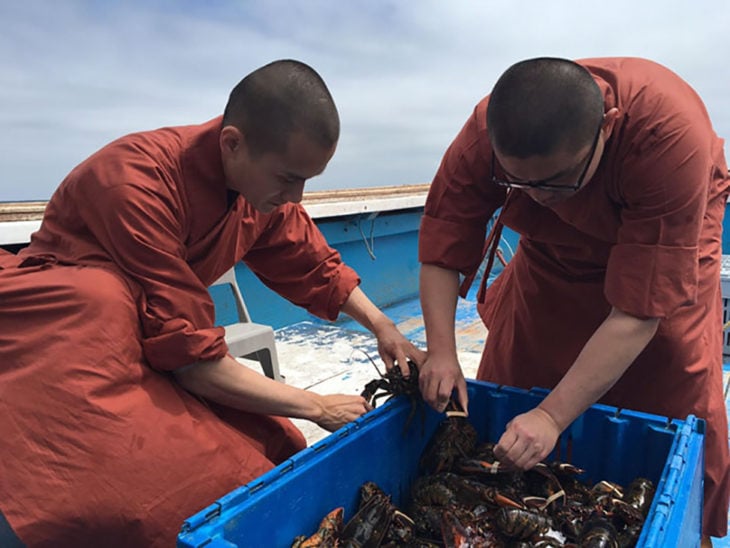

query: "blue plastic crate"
left=177, top=380, right=704, bottom=548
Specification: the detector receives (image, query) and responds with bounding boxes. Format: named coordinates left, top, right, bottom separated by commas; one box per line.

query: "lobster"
left=360, top=358, right=424, bottom=435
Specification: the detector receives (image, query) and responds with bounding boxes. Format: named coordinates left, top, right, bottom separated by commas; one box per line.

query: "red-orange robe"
left=0, top=117, right=360, bottom=547
left=419, top=57, right=730, bottom=537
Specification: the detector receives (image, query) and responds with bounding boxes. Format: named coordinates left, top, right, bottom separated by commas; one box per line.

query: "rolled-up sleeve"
left=605, top=123, right=711, bottom=318
left=78, top=180, right=228, bottom=371
left=242, top=204, right=360, bottom=321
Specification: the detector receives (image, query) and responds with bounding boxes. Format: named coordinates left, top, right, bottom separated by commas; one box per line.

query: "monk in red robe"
left=418, top=57, right=730, bottom=543
left=0, top=60, right=424, bottom=547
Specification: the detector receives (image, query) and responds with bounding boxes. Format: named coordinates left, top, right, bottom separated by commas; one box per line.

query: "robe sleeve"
left=419, top=100, right=506, bottom=276
left=242, top=204, right=360, bottom=321
left=76, top=178, right=227, bottom=371
left=605, top=118, right=712, bottom=318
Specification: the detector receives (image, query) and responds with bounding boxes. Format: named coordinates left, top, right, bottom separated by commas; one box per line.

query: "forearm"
left=173, top=354, right=325, bottom=421
left=339, top=285, right=395, bottom=336
left=538, top=307, right=659, bottom=431
left=420, top=264, right=460, bottom=356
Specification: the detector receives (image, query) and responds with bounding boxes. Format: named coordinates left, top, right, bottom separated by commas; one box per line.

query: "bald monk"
left=417, top=57, right=729, bottom=544
left=0, top=59, right=425, bottom=547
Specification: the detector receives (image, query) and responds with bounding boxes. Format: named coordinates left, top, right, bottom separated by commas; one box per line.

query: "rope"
left=357, top=214, right=377, bottom=260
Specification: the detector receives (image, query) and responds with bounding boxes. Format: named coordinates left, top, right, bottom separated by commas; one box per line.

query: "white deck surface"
left=237, top=305, right=486, bottom=446
left=283, top=325, right=483, bottom=446
left=238, top=324, right=485, bottom=446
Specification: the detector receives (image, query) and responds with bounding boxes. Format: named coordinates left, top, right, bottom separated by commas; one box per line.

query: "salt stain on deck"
left=266, top=319, right=485, bottom=446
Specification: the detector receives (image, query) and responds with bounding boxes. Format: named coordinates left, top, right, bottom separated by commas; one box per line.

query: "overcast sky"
left=1, top=1, right=728, bottom=202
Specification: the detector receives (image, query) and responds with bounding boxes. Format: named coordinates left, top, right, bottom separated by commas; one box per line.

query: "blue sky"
left=1, top=1, right=728, bottom=201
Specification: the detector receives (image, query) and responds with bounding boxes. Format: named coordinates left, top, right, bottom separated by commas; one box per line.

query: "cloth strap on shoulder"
left=458, top=189, right=513, bottom=301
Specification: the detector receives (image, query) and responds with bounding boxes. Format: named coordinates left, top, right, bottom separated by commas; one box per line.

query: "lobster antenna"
left=350, top=349, right=386, bottom=378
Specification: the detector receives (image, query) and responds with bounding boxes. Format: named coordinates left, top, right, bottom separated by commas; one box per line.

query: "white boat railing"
left=0, top=184, right=430, bottom=246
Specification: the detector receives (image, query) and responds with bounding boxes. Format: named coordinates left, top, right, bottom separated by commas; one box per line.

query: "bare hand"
left=418, top=352, right=468, bottom=413
left=372, top=320, right=426, bottom=376
left=493, top=407, right=561, bottom=469
left=313, top=394, right=373, bottom=432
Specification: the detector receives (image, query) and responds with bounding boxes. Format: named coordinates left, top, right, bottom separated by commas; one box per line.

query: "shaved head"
left=223, top=59, right=340, bottom=156
left=487, top=57, right=604, bottom=158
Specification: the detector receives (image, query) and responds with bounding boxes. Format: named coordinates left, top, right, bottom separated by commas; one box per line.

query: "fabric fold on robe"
left=0, top=117, right=359, bottom=546
left=419, top=57, right=730, bottom=537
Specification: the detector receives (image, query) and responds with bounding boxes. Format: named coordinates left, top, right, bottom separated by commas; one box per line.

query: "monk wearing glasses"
left=418, top=57, right=729, bottom=544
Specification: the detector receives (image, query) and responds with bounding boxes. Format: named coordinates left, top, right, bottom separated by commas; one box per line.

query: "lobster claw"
left=419, top=400, right=478, bottom=475
left=291, top=507, right=344, bottom=548
left=441, top=509, right=499, bottom=548
left=440, top=508, right=471, bottom=548
left=340, top=493, right=393, bottom=548
left=495, top=507, right=553, bottom=540
left=578, top=514, right=619, bottom=546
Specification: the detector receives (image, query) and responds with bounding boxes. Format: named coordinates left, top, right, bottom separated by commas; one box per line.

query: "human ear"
left=219, top=125, right=245, bottom=155
left=602, top=107, right=620, bottom=139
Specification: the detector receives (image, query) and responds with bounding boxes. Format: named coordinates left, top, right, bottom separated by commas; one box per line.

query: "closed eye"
left=279, top=175, right=304, bottom=185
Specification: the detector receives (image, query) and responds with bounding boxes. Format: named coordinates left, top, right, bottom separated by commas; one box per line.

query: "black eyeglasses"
left=490, top=118, right=603, bottom=192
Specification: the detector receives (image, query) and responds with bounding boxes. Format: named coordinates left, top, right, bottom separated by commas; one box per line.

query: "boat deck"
left=235, top=289, right=730, bottom=545
left=275, top=289, right=485, bottom=445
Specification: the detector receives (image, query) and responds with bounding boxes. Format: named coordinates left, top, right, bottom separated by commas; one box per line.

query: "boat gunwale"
left=0, top=183, right=430, bottom=246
